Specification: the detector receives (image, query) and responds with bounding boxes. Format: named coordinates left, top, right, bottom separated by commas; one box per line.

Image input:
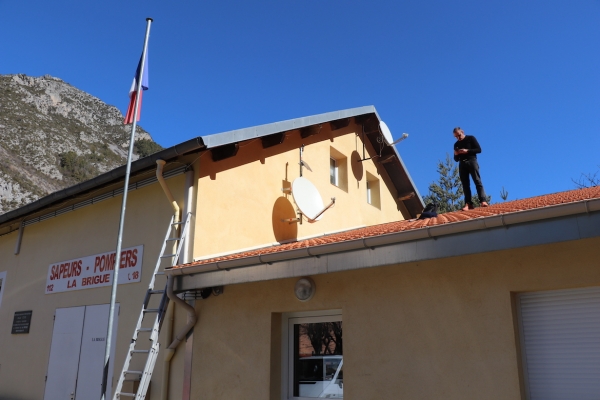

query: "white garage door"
left=44, top=304, right=119, bottom=400
left=75, top=304, right=119, bottom=400
left=43, top=307, right=85, bottom=400
left=518, top=287, right=600, bottom=400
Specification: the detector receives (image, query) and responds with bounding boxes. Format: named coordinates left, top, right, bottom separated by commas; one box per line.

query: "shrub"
left=134, top=139, right=163, bottom=158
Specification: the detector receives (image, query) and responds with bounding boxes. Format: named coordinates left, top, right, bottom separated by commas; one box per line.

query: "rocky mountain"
left=0, top=74, right=163, bottom=214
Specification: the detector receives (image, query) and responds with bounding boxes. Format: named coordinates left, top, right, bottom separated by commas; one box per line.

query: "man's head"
left=453, top=127, right=465, bottom=140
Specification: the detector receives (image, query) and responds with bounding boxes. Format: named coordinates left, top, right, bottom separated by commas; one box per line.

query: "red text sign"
left=45, top=246, right=143, bottom=294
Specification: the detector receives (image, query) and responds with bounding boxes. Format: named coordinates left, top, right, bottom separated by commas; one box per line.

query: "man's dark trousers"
left=459, top=158, right=486, bottom=204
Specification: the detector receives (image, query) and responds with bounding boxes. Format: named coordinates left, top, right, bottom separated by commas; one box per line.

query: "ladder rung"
left=118, top=392, right=136, bottom=398
left=166, top=237, right=182, bottom=241
left=155, top=271, right=165, bottom=275
left=143, top=309, right=160, bottom=313
left=138, top=328, right=152, bottom=332
left=124, top=370, right=143, bottom=375
left=160, top=254, right=176, bottom=258
left=131, top=349, right=150, bottom=353
left=148, top=289, right=164, bottom=294
left=171, top=221, right=185, bottom=225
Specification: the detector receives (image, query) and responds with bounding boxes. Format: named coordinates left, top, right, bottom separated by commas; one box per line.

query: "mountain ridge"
left=0, top=73, right=162, bottom=214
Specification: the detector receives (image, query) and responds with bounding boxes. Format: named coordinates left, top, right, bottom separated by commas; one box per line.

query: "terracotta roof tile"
left=174, top=186, right=600, bottom=269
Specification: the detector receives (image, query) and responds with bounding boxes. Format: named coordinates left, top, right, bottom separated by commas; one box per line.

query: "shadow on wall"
left=272, top=196, right=298, bottom=243
left=351, top=150, right=363, bottom=183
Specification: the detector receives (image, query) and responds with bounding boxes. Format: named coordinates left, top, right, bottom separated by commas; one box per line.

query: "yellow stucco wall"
left=0, top=176, right=188, bottom=400
left=193, top=122, right=406, bottom=259
left=0, top=122, right=415, bottom=399
left=187, top=237, right=600, bottom=399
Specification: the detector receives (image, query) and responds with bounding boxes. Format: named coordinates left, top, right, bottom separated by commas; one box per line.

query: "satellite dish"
left=291, top=177, right=325, bottom=222
left=299, top=159, right=312, bottom=172
left=379, top=121, right=394, bottom=145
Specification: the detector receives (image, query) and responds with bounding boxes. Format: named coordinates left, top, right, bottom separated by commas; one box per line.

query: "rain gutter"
left=166, top=197, right=600, bottom=277
left=0, top=137, right=205, bottom=227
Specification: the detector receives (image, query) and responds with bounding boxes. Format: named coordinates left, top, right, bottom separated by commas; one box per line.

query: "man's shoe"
left=481, top=201, right=489, bottom=207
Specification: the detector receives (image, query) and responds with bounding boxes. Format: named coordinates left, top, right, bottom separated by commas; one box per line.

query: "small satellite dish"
left=380, top=121, right=394, bottom=145
left=299, top=159, right=312, bottom=173
left=292, top=177, right=325, bottom=222
left=298, top=144, right=313, bottom=176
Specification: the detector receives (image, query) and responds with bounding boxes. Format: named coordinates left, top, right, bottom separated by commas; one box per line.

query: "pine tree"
left=423, top=154, right=463, bottom=213
left=423, top=154, right=491, bottom=213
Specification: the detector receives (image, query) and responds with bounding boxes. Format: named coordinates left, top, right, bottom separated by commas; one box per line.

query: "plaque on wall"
left=11, top=310, right=32, bottom=334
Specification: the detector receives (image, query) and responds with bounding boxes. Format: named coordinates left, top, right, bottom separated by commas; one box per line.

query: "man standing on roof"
left=453, top=127, right=488, bottom=210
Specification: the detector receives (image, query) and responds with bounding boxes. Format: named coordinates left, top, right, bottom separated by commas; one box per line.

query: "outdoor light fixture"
left=294, top=277, right=316, bottom=301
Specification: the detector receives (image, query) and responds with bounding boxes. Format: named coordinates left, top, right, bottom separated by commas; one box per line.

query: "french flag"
left=124, top=51, right=149, bottom=125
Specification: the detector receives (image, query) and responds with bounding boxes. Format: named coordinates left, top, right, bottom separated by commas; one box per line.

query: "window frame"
left=281, top=309, right=343, bottom=400
left=329, top=147, right=348, bottom=192
left=330, top=157, right=339, bottom=186
left=365, top=172, right=381, bottom=209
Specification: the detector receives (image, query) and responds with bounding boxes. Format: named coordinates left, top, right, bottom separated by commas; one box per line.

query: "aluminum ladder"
left=112, top=212, right=191, bottom=399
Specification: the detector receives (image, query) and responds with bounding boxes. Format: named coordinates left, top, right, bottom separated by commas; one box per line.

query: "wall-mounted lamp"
left=294, top=277, right=316, bottom=301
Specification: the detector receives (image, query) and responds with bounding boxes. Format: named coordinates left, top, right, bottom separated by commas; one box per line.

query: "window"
left=366, top=172, right=380, bottom=209
left=330, top=158, right=338, bottom=186
left=283, top=310, right=343, bottom=399
left=329, top=147, right=348, bottom=192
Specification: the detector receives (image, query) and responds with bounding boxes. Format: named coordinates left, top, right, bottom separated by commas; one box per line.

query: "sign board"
left=12, top=310, right=32, bottom=334
left=45, top=245, right=143, bottom=294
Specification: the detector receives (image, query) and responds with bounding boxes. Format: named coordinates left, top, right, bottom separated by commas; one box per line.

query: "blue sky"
left=2, top=1, right=599, bottom=202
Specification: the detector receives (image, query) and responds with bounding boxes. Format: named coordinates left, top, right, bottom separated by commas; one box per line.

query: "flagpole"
left=101, top=17, right=153, bottom=400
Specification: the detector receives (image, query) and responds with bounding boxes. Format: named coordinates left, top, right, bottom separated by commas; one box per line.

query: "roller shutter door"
left=518, top=287, right=600, bottom=400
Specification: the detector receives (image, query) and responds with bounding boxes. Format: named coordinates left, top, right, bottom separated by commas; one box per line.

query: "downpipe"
left=156, top=162, right=198, bottom=400
left=160, top=276, right=198, bottom=400
left=166, top=275, right=197, bottom=351
left=160, top=301, right=174, bottom=400
left=156, top=160, right=180, bottom=224
left=156, top=159, right=181, bottom=400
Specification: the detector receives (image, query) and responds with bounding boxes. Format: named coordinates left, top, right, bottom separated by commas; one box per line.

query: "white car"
left=297, top=355, right=343, bottom=398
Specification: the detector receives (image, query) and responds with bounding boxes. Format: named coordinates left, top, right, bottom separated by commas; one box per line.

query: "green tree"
left=58, top=151, right=99, bottom=182
left=134, top=139, right=163, bottom=158
left=423, top=154, right=463, bottom=213
left=423, top=154, right=492, bottom=213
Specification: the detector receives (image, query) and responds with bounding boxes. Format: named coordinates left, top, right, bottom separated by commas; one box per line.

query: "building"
left=0, top=106, right=421, bottom=399
left=169, top=185, right=600, bottom=399
left=1, top=105, right=599, bottom=399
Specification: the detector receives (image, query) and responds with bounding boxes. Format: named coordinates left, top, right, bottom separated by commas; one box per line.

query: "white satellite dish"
left=291, top=177, right=335, bottom=223
left=292, top=177, right=325, bottom=222
left=379, top=121, right=394, bottom=145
